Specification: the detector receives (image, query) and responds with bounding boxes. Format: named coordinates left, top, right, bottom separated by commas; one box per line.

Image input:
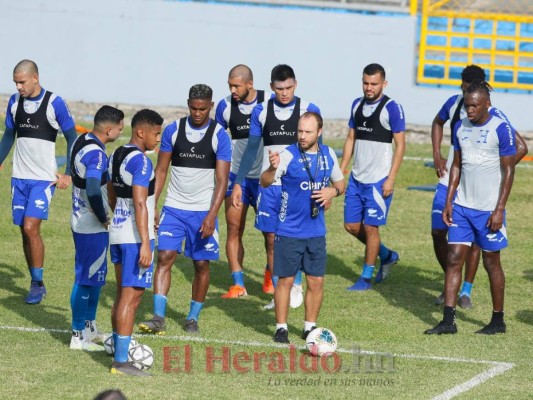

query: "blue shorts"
left=344, top=175, right=392, bottom=226
left=226, top=172, right=259, bottom=209
left=255, top=185, right=281, bottom=233
left=274, top=235, right=327, bottom=277
left=157, top=206, right=219, bottom=261
left=110, top=240, right=155, bottom=288
left=431, top=183, right=457, bottom=231
left=72, top=231, right=109, bottom=286
left=448, top=204, right=508, bottom=252
left=11, top=178, right=56, bottom=226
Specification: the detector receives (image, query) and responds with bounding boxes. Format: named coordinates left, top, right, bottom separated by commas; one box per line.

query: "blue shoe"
left=25, top=282, right=46, bottom=304
left=375, top=251, right=399, bottom=283
left=346, top=276, right=372, bottom=291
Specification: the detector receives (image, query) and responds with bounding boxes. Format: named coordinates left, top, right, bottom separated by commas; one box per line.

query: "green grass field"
left=0, top=133, right=531, bottom=400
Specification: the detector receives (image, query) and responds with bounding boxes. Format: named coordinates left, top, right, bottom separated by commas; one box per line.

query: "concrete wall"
left=0, top=0, right=530, bottom=130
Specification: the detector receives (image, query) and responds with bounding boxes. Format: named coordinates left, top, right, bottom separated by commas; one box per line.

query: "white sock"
left=276, top=323, right=288, bottom=330
left=304, top=321, right=316, bottom=332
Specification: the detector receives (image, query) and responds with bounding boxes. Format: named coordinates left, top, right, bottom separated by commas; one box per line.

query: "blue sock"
left=272, top=275, right=278, bottom=289
left=30, top=267, right=43, bottom=283
left=154, top=294, right=167, bottom=318
left=186, top=300, right=204, bottom=321
left=70, top=284, right=90, bottom=331
left=361, top=264, right=375, bottom=280
left=85, top=286, right=101, bottom=321
left=114, top=335, right=131, bottom=363
left=294, top=270, right=302, bottom=286
left=232, top=271, right=245, bottom=287
left=112, top=331, right=118, bottom=350
left=460, top=281, right=473, bottom=297
left=378, top=244, right=391, bottom=261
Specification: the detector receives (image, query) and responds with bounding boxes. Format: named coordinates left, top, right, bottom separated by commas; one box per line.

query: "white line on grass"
left=0, top=324, right=515, bottom=398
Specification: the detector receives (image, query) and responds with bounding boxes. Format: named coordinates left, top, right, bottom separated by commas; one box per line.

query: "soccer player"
left=232, top=64, right=321, bottom=310
left=139, top=84, right=231, bottom=335
left=0, top=59, right=77, bottom=304
left=431, top=65, right=528, bottom=307
left=340, top=63, right=405, bottom=291
left=108, top=109, right=163, bottom=376
left=70, top=105, right=124, bottom=351
left=261, top=112, right=345, bottom=343
left=215, top=64, right=271, bottom=298
left=425, top=81, right=515, bottom=335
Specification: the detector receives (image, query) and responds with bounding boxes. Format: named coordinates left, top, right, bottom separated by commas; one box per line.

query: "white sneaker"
left=263, top=299, right=275, bottom=310
left=85, top=320, right=106, bottom=344
left=70, top=332, right=105, bottom=352
left=290, top=284, right=304, bottom=309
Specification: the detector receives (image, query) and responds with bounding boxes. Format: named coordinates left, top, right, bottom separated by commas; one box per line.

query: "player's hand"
left=443, top=203, right=453, bottom=226
left=382, top=178, right=394, bottom=198
left=268, top=150, right=280, bottom=170
left=138, top=242, right=152, bottom=269
left=434, top=155, right=448, bottom=178
left=154, top=208, right=160, bottom=231
left=102, top=219, right=110, bottom=231
left=53, top=173, right=72, bottom=190
left=231, top=184, right=243, bottom=209
left=311, top=187, right=337, bottom=207
left=487, top=209, right=504, bottom=232
left=199, top=214, right=216, bottom=239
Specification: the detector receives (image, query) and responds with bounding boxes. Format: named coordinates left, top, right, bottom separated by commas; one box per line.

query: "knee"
left=344, top=223, right=359, bottom=236
left=22, top=222, right=39, bottom=238
left=156, top=251, right=175, bottom=269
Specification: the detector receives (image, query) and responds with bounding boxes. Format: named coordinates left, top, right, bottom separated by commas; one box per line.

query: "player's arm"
left=312, top=148, right=346, bottom=206
left=0, top=127, right=16, bottom=167
left=133, top=183, right=151, bottom=268
left=201, top=159, right=230, bottom=239
left=382, top=131, right=405, bottom=198
left=340, top=128, right=355, bottom=174
left=107, top=180, right=117, bottom=211
left=431, top=115, right=448, bottom=177
left=443, top=150, right=461, bottom=227
left=86, top=177, right=108, bottom=228
left=260, top=149, right=280, bottom=188
left=515, top=131, right=528, bottom=164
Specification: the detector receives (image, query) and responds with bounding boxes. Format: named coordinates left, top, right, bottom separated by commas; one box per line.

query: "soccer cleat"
left=85, top=321, right=106, bottom=343
left=424, top=321, right=458, bottom=335
left=110, top=361, right=151, bottom=377
left=458, top=294, right=473, bottom=309
left=302, top=326, right=316, bottom=340
left=263, top=299, right=275, bottom=310
left=375, top=250, right=399, bottom=283
left=138, top=316, right=166, bottom=335
left=346, top=276, right=372, bottom=291
left=220, top=285, right=248, bottom=299
left=184, top=319, right=199, bottom=334
left=435, top=292, right=445, bottom=305
left=70, top=332, right=105, bottom=352
left=475, top=321, right=506, bottom=335
left=289, top=284, right=304, bottom=309
left=274, top=328, right=289, bottom=344
left=25, top=282, right=46, bottom=304
left=262, top=269, right=275, bottom=295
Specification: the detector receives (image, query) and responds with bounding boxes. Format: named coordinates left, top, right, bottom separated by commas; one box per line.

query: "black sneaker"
left=302, top=326, right=316, bottom=340
left=184, top=319, right=199, bottom=334
left=274, top=328, right=289, bottom=343
left=424, top=321, right=458, bottom=335
left=476, top=321, right=506, bottom=335
left=458, top=294, right=473, bottom=309
left=138, top=316, right=166, bottom=335
left=110, top=361, right=151, bottom=377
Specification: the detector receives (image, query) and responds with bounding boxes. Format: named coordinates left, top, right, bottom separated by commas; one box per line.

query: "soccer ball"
left=128, top=344, right=154, bottom=370
left=103, top=334, right=138, bottom=356
left=305, top=327, right=337, bottom=356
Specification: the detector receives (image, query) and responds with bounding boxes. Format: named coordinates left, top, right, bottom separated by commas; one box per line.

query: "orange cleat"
left=221, top=285, right=248, bottom=299
left=262, top=269, right=275, bottom=295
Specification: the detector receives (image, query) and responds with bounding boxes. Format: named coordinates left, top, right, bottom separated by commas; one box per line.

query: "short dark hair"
left=93, top=389, right=127, bottom=400
left=461, top=65, right=486, bottom=83
left=189, top=84, right=213, bottom=100
left=131, top=109, right=164, bottom=129
left=229, top=64, right=253, bottom=81
left=363, top=63, right=386, bottom=79
left=94, top=106, right=124, bottom=127
left=271, top=64, right=295, bottom=83
left=465, top=79, right=492, bottom=99
left=300, top=111, right=323, bottom=130
left=13, top=59, right=38, bottom=75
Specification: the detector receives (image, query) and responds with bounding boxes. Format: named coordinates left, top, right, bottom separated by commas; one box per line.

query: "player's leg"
left=301, top=236, right=326, bottom=340
left=458, top=244, right=481, bottom=309
left=184, top=259, right=210, bottom=333
left=21, top=216, right=46, bottom=303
